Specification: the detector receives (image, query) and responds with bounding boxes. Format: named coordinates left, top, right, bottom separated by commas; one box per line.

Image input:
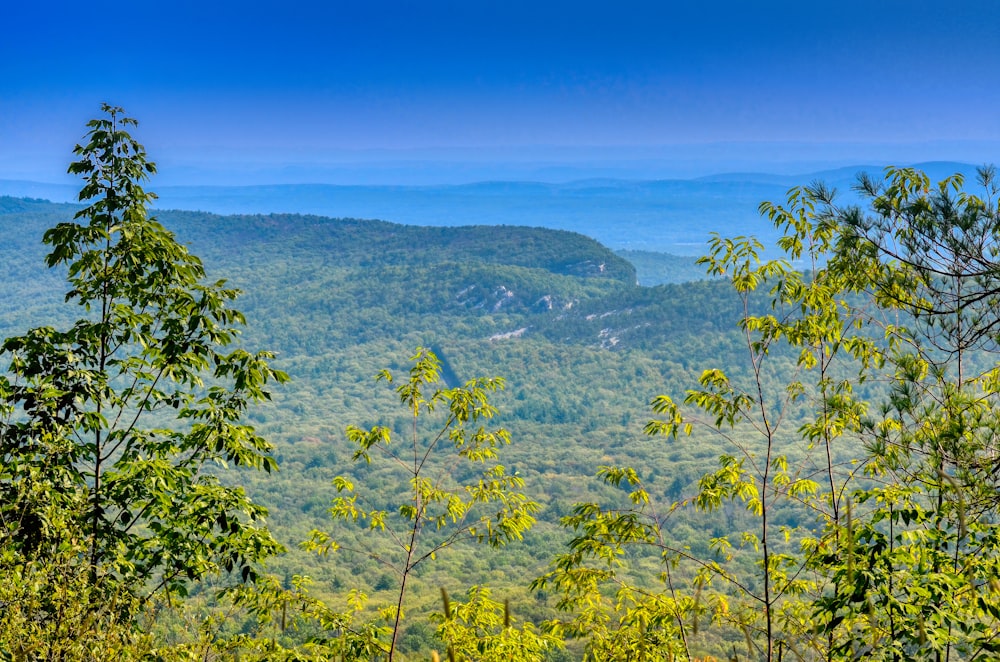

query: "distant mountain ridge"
left=693, top=161, right=986, bottom=187
left=0, top=161, right=983, bottom=256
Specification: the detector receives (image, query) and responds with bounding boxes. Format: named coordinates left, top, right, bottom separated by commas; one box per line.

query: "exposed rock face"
left=455, top=283, right=578, bottom=315
left=488, top=327, right=529, bottom=341
left=492, top=285, right=515, bottom=311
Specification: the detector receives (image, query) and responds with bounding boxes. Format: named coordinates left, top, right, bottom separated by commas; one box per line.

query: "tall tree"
left=536, top=167, right=1000, bottom=661
left=811, top=166, right=1000, bottom=661
left=0, top=104, right=287, bottom=626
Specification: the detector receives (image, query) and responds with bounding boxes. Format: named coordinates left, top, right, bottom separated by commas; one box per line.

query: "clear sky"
left=4, top=1, right=1000, bottom=183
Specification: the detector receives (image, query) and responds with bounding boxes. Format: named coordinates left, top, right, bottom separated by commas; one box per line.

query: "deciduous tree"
left=304, top=347, right=538, bottom=661
left=0, top=105, right=287, bottom=652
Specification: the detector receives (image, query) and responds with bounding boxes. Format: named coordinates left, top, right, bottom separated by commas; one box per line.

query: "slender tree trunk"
left=90, top=112, right=117, bottom=584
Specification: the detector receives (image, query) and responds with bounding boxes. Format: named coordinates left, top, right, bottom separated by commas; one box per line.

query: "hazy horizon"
left=4, top=1, right=1000, bottom=187
left=3, top=142, right=998, bottom=188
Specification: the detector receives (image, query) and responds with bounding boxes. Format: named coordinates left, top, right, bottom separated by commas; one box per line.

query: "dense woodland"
left=4, top=107, right=1000, bottom=661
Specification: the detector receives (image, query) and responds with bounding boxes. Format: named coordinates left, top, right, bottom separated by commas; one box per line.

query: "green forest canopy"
left=3, top=107, right=1000, bottom=661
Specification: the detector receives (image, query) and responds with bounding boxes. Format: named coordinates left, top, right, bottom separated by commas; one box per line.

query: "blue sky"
left=4, top=1, right=1000, bottom=183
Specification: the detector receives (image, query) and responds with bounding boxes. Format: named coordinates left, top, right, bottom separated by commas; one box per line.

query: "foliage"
left=616, top=249, right=717, bottom=286
left=0, top=538, right=152, bottom=660
left=8, top=109, right=1000, bottom=661
left=431, top=586, right=562, bottom=661
left=806, top=166, right=1000, bottom=660
left=146, top=574, right=388, bottom=661
left=539, top=211, right=865, bottom=658
left=304, top=348, right=539, bottom=660
left=0, top=106, right=287, bottom=656
left=536, top=165, right=1000, bottom=661
left=533, top=465, right=699, bottom=661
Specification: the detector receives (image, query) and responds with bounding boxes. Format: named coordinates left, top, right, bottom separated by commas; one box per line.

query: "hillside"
left=0, top=195, right=807, bottom=659
left=0, top=198, right=745, bottom=543
left=8, top=176, right=992, bottom=661
left=0, top=197, right=774, bottom=448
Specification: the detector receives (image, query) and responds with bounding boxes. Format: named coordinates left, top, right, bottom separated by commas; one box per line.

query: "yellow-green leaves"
left=306, top=348, right=538, bottom=661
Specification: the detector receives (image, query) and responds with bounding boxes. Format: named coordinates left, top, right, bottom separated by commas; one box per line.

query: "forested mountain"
left=0, top=195, right=738, bottom=355
left=7, top=157, right=1000, bottom=661
left=0, top=194, right=755, bottom=656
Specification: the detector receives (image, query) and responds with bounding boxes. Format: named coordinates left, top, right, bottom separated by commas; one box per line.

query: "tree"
left=432, top=586, right=562, bottom=661
left=304, top=347, right=539, bottom=661
left=810, top=166, right=1000, bottom=660
left=0, top=105, right=287, bottom=648
left=537, top=222, right=873, bottom=660
left=537, top=167, right=1000, bottom=661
